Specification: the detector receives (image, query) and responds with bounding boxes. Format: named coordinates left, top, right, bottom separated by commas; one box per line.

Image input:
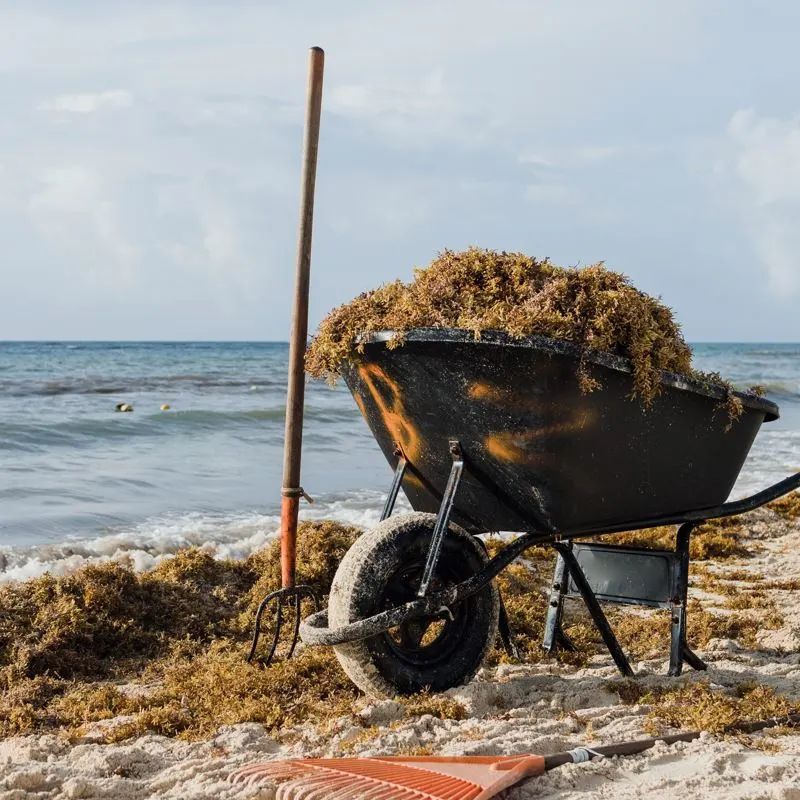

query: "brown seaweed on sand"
left=0, top=516, right=792, bottom=742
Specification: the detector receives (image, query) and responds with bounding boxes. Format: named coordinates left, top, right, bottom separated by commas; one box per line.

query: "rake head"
left=228, top=754, right=545, bottom=800
left=246, top=585, right=320, bottom=666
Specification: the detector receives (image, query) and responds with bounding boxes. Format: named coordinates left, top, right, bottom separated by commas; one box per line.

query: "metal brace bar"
left=416, top=440, right=464, bottom=598
left=554, top=542, right=634, bottom=677
left=380, top=447, right=407, bottom=521
left=497, top=594, right=519, bottom=658
left=669, top=522, right=707, bottom=677
left=543, top=549, right=575, bottom=654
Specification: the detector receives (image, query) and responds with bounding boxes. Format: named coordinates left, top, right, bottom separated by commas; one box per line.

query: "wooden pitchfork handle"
left=280, top=46, right=324, bottom=589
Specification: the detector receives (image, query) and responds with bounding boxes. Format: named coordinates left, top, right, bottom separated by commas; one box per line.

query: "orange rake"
left=228, top=713, right=800, bottom=800
left=229, top=754, right=546, bottom=800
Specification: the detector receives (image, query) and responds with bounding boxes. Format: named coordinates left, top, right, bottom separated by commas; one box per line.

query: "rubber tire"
left=328, top=511, right=499, bottom=697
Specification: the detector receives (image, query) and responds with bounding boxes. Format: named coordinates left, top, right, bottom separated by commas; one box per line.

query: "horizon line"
left=1, top=339, right=799, bottom=345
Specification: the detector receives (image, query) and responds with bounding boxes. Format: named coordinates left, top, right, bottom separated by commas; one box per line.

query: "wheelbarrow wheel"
left=328, top=511, right=499, bottom=697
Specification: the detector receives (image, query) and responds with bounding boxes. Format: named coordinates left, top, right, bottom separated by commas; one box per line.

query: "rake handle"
left=543, top=712, right=800, bottom=770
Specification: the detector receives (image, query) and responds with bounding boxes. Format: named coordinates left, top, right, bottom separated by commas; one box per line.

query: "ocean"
left=1, top=341, right=799, bottom=582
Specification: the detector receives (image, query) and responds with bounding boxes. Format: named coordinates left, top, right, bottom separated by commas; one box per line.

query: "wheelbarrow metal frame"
left=300, top=441, right=800, bottom=676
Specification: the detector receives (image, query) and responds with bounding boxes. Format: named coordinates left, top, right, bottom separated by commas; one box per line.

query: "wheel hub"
left=380, top=562, right=467, bottom=665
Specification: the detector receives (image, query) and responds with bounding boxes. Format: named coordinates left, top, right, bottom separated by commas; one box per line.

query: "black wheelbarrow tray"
left=299, top=329, right=800, bottom=697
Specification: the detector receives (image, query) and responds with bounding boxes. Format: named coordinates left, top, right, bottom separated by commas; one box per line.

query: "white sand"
left=2, top=508, right=799, bottom=799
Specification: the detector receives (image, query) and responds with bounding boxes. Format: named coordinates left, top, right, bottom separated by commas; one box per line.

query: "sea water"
left=1, top=341, right=798, bottom=581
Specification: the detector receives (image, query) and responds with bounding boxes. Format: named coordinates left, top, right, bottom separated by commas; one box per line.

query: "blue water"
left=0, top=341, right=798, bottom=580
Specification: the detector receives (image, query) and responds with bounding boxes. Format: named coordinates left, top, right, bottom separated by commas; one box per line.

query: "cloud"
left=28, top=165, right=138, bottom=286
left=329, top=72, right=446, bottom=119
left=42, top=90, right=133, bottom=114
left=520, top=146, right=618, bottom=170
left=518, top=153, right=556, bottom=169
left=327, top=72, right=472, bottom=148
left=525, top=182, right=584, bottom=207
left=0, top=1, right=797, bottom=340
left=722, top=109, right=800, bottom=294
left=573, top=146, right=618, bottom=163
left=518, top=146, right=618, bottom=209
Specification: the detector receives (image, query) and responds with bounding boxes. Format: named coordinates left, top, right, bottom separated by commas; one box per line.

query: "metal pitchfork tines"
left=246, top=46, right=325, bottom=667
left=246, top=582, right=319, bottom=665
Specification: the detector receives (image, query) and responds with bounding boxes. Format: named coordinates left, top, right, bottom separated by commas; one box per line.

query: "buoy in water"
left=115, top=403, right=134, bottom=412
left=160, top=404, right=171, bottom=411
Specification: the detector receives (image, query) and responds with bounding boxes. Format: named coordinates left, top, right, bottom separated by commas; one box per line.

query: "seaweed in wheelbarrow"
left=306, top=247, right=748, bottom=420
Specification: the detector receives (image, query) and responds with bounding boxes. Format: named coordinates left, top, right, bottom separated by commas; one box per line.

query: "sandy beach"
left=1, top=505, right=798, bottom=799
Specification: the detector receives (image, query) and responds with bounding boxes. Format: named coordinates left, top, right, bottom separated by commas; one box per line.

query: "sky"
left=1, top=1, right=800, bottom=342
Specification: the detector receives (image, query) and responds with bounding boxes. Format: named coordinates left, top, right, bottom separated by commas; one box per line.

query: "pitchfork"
left=247, top=47, right=325, bottom=666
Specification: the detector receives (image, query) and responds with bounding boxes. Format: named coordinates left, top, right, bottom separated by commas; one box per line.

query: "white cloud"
left=723, top=109, right=800, bottom=294
left=326, top=72, right=473, bottom=148
left=573, top=146, right=617, bottom=163
left=43, top=90, right=133, bottom=114
left=0, top=1, right=699, bottom=153
left=0, top=1, right=797, bottom=339
left=525, top=182, right=584, bottom=207
left=520, top=146, right=618, bottom=170
left=518, top=146, right=617, bottom=210
left=28, top=165, right=136, bottom=273
left=519, top=153, right=556, bottom=168
left=329, top=72, right=446, bottom=119
left=161, top=183, right=255, bottom=289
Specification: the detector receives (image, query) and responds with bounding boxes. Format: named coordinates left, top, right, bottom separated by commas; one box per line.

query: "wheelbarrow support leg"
left=474, top=534, right=519, bottom=658
left=669, top=522, right=707, bottom=677
left=543, top=548, right=576, bottom=654
left=417, top=440, right=464, bottom=598
left=380, top=447, right=407, bottom=521
left=554, top=542, right=635, bottom=678
left=497, top=594, right=520, bottom=658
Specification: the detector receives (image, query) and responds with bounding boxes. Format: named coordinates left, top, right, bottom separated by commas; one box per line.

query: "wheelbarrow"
left=299, top=328, right=800, bottom=696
